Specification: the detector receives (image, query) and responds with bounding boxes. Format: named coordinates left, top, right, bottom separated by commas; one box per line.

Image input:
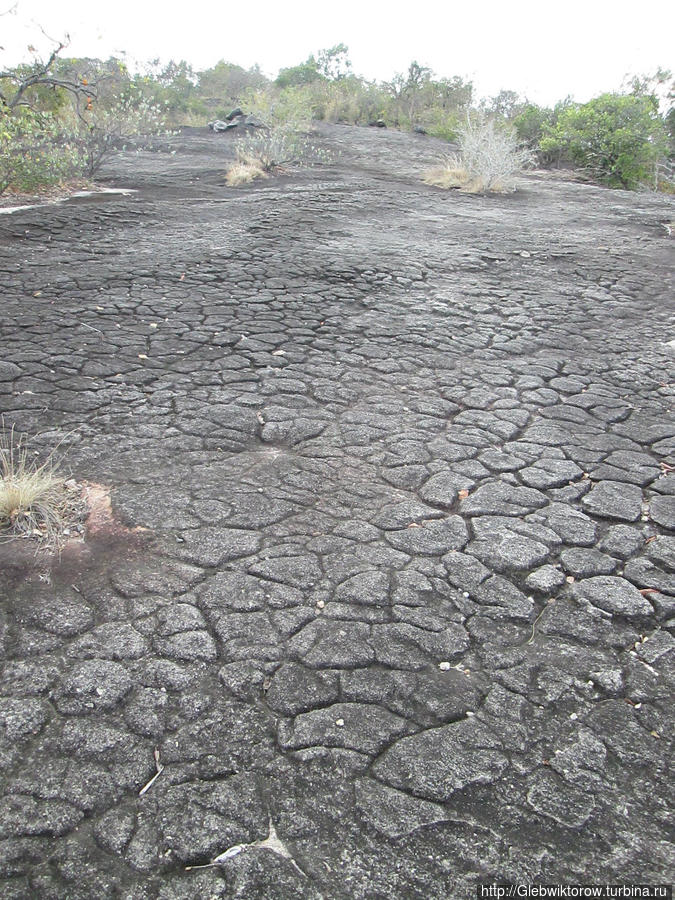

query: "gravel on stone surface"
left=0, top=124, right=673, bottom=898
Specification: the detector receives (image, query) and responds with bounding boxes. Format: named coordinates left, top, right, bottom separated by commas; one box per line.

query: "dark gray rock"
left=537, top=596, right=636, bottom=647
left=443, top=550, right=491, bottom=591
left=265, top=662, right=339, bottom=715
left=582, top=480, right=643, bottom=522
left=247, top=554, right=322, bottom=590
left=177, top=527, right=261, bottom=566
left=157, top=776, right=264, bottom=862
left=575, top=576, right=654, bottom=617
left=473, top=575, right=534, bottom=620
left=354, top=778, right=450, bottom=837
left=370, top=500, right=443, bottom=530
left=385, top=516, right=469, bottom=555
left=540, top=503, right=597, bottom=546
left=336, top=570, right=389, bottom=606
left=645, top=534, right=675, bottom=569
left=560, top=548, right=617, bottom=578
left=0, top=698, right=51, bottom=742
left=288, top=619, right=374, bottom=668
left=18, top=590, right=93, bottom=637
left=649, top=494, right=675, bottom=529
left=123, top=687, right=168, bottom=737
left=278, top=702, right=411, bottom=755
left=548, top=728, right=607, bottom=788
left=419, top=471, right=472, bottom=507
left=0, top=362, right=21, bottom=380
left=218, top=660, right=267, bottom=701
left=0, top=795, right=83, bottom=839
left=623, top=558, right=674, bottom=596
left=152, top=630, right=217, bottom=662
left=597, top=525, right=644, bottom=558
left=526, top=769, right=595, bottom=827
left=67, top=623, right=148, bottom=659
left=466, top=522, right=549, bottom=573
left=525, top=565, right=566, bottom=594
left=372, top=717, right=508, bottom=801
left=520, top=459, right=584, bottom=489
left=370, top=622, right=469, bottom=668
left=459, top=482, right=548, bottom=516
left=55, top=661, right=133, bottom=714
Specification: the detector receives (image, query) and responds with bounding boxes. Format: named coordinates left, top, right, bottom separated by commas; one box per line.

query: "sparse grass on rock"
left=0, top=426, right=83, bottom=549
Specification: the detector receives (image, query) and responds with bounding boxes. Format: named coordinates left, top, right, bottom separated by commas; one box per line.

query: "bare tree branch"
left=0, top=31, right=94, bottom=112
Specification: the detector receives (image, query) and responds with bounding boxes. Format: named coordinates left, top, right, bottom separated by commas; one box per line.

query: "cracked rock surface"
left=0, top=124, right=673, bottom=898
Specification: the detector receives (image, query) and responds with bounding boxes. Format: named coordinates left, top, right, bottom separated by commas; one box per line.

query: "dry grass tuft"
left=225, top=161, right=267, bottom=187
left=0, top=425, right=83, bottom=549
left=423, top=156, right=475, bottom=191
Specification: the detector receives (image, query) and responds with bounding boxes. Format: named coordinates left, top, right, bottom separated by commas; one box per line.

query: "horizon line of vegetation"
left=1, top=36, right=674, bottom=193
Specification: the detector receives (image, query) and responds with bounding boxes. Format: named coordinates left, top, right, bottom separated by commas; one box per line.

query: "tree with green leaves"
left=540, top=92, right=669, bottom=189
left=316, top=44, right=351, bottom=81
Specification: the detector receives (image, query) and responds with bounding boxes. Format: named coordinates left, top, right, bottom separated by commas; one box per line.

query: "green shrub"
left=540, top=93, right=669, bottom=188
left=0, top=108, right=83, bottom=194
left=64, top=89, right=171, bottom=175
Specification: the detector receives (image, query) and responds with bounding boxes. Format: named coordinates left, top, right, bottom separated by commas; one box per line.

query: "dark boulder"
left=208, top=112, right=267, bottom=133
left=208, top=120, right=237, bottom=132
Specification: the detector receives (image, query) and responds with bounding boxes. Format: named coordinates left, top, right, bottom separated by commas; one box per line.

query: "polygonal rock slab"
left=540, top=503, right=597, bottom=546
left=525, top=565, right=566, bottom=594
left=466, top=528, right=549, bottom=574
left=384, top=516, right=469, bottom=555
left=582, top=481, right=643, bottom=522
left=288, top=619, right=374, bottom=668
left=575, top=576, right=654, bottom=617
left=526, top=769, right=595, bottom=827
left=519, top=459, right=584, bottom=489
left=278, top=702, right=411, bottom=755
left=54, top=661, right=133, bottom=714
left=370, top=622, right=469, bottom=668
left=265, top=662, right=339, bottom=716
left=176, top=527, right=261, bottom=566
left=419, top=472, right=473, bottom=508
left=372, top=717, right=508, bottom=801
left=459, top=482, right=548, bottom=516
left=354, top=778, right=451, bottom=838
left=649, top=494, right=675, bottom=529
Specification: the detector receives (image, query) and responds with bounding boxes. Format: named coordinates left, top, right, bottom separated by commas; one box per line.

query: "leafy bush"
left=0, top=108, right=83, bottom=194
left=425, top=117, right=531, bottom=192
left=66, top=90, right=171, bottom=175
left=540, top=93, right=669, bottom=188
left=513, top=103, right=553, bottom=148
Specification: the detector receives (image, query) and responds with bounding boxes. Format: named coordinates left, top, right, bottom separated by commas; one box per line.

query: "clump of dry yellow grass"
left=225, top=161, right=267, bottom=187
left=424, top=153, right=514, bottom=194
left=423, top=156, right=484, bottom=193
left=0, top=425, right=81, bottom=548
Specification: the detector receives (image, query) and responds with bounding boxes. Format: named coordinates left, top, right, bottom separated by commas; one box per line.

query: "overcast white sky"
left=2, top=0, right=673, bottom=105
